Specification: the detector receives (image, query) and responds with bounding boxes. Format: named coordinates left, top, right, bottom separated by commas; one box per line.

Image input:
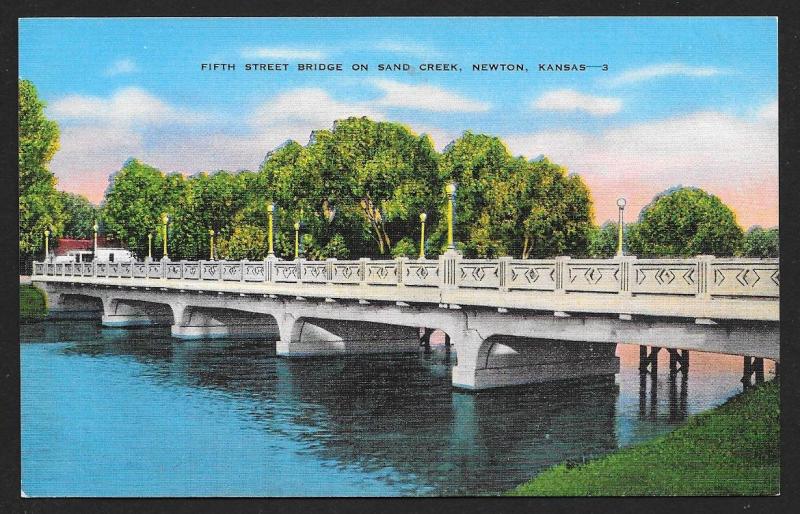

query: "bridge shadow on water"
left=20, top=320, right=773, bottom=496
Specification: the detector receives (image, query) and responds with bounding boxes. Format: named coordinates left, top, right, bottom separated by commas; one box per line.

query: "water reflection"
left=21, top=321, right=773, bottom=496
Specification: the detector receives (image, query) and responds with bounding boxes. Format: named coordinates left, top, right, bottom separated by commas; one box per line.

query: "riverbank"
left=508, top=378, right=779, bottom=496
left=20, top=284, right=47, bottom=322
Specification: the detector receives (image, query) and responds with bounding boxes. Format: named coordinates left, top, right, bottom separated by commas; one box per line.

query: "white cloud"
left=104, top=58, right=138, bottom=76
left=605, top=63, right=723, bottom=87
left=49, top=87, right=209, bottom=126
left=248, top=88, right=384, bottom=146
left=50, top=124, right=144, bottom=202
left=531, top=89, right=622, bottom=116
left=240, top=47, right=326, bottom=60
left=504, top=101, right=778, bottom=227
left=372, top=79, right=490, bottom=113
left=756, top=99, right=778, bottom=120
left=404, top=124, right=461, bottom=151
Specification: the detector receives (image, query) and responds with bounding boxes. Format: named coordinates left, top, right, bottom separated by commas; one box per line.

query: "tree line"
left=19, top=79, right=778, bottom=264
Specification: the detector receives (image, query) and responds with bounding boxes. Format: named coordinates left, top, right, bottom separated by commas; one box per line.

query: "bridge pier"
left=275, top=318, right=420, bottom=357
left=36, top=286, right=103, bottom=320
left=419, top=327, right=435, bottom=353
left=451, top=332, right=620, bottom=390
left=638, top=345, right=661, bottom=374
left=101, top=298, right=173, bottom=327
left=741, top=356, right=765, bottom=389
left=170, top=305, right=279, bottom=340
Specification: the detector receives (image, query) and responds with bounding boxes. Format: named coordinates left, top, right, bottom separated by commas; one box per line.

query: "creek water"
left=20, top=320, right=775, bottom=496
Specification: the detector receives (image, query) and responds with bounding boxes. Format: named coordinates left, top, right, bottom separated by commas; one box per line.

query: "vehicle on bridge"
left=53, top=248, right=135, bottom=264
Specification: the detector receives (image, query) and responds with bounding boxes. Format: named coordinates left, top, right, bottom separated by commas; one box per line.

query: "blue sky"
left=19, top=17, right=778, bottom=226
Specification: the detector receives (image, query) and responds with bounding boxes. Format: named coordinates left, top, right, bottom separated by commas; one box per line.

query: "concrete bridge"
left=32, top=252, right=779, bottom=389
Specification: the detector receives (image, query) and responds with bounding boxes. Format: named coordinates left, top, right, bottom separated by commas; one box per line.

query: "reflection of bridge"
left=32, top=252, right=779, bottom=389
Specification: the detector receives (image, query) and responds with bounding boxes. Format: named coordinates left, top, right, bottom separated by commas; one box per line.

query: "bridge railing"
left=32, top=255, right=779, bottom=299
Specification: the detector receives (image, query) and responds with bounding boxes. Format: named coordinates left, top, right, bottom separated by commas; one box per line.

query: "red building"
left=55, top=237, right=108, bottom=256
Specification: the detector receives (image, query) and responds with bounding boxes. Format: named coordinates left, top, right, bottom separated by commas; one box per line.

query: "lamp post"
left=44, top=229, right=50, bottom=261
left=161, top=212, right=169, bottom=261
left=93, top=220, right=99, bottom=258
left=294, top=221, right=300, bottom=260
left=267, top=203, right=275, bottom=257
left=147, top=233, right=153, bottom=261
left=419, top=212, right=427, bottom=259
left=208, top=229, right=215, bottom=260
left=446, top=183, right=456, bottom=249
left=616, top=198, right=627, bottom=257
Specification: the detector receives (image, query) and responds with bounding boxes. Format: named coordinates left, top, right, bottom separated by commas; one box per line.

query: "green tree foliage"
left=19, top=79, right=64, bottom=260
left=171, top=170, right=253, bottom=260
left=433, top=133, right=595, bottom=258
left=59, top=191, right=99, bottom=239
left=515, top=159, right=594, bottom=258
left=587, top=222, right=621, bottom=258
left=627, top=187, right=744, bottom=257
left=217, top=224, right=269, bottom=260
left=263, top=118, right=442, bottom=258
left=102, top=159, right=186, bottom=258
left=740, top=226, right=778, bottom=258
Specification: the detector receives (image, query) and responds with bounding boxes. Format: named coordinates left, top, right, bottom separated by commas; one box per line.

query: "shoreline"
left=507, top=378, right=779, bottom=496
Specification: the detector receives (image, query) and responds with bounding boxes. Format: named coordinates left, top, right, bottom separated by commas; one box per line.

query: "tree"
left=587, top=222, right=621, bottom=258
left=627, top=187, right=744, bottom=257
left=217, top=224, right=270, bottom=260
left=263, top=118, right=441, bottom=258
left=19, top=79, right=64, bottom=261
left=59, top=191, right=99, bottom=239
left=431, top=135, right=595, bottom=258
left=102, top=159, right=186, bottom=258
left=514, top=159, right=594, bottom=258
left=171, top=170, right=252, bottom=260
left=740, top=227, right=778, bottom=258
left=432, top=132, right=511, bottom=257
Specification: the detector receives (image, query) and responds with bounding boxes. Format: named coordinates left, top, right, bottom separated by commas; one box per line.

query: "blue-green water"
left=20, top=320, right=769, bottom=497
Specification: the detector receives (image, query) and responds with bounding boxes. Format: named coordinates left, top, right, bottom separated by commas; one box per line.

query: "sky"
left=18, top=17, right=778, bottom=226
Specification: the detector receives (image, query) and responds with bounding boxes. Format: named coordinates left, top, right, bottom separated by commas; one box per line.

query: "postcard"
left=19, top=16, right=779, bottom=497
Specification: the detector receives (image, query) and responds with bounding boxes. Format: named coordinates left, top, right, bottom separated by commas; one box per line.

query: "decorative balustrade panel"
left=147, top=262, right=163, bottom=279
left=564, top=260, right=620, bottom=293
left=506, top=260, right=558, bottom=291
left=631, top=259, right=698, bottom=295
left=242, top=261, right=266, bottom=282
left=457, top=259, right=501, bottom=289
left=301, top=262, right=328, bottom=283
left=365, top=261, right=398, bottom=285
left=221, top=262, right=243, bottom=281
left=29, top=258, right=781, bottom=303
left=165, top=263, right=182, bottom=279
left=200, top=262, right=220, bottom=280
left=709, top=259, right=779, bottom=297
left=274, top=261, right=299, bottom=283
left=402, top=260, right=441, bottom=287
left=133, top=262, right=147, bottom=278
left=331, top=262, right=362, bottom=284
left=182, top=262, right=200, bottom=280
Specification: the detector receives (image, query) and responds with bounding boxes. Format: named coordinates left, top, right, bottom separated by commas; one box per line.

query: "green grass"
left=508, top=378, right=779, bottom=496
left=20, top=284, right=47, bottom=322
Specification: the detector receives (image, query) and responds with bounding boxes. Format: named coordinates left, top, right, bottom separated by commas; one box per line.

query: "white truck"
left=53, top=248, right=135, bottom=264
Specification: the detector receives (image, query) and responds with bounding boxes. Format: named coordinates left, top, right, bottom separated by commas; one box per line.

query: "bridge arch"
left=171, top=305, right=280, bottom=340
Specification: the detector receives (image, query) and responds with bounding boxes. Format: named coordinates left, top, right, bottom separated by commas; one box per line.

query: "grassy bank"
left=20, top=284, right=47, bottom=322
left=508, top=378, right=779, bottom=496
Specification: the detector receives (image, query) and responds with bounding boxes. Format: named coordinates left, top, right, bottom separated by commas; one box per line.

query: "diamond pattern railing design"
left=32, top=255, right=779, bottom=299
